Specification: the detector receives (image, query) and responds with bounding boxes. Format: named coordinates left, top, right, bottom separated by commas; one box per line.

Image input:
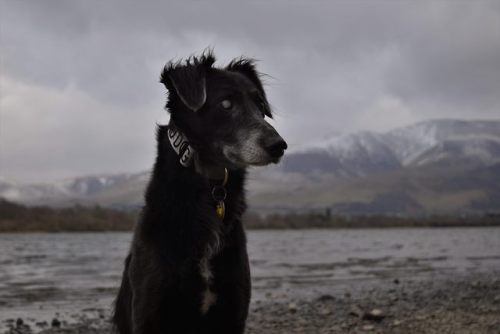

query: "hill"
left=2, top=119, right=500, bottom=215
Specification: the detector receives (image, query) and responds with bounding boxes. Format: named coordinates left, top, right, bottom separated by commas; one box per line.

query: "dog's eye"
left=256, top=99, right=268, bottom=118
left=259, top=102, right=267, bottom=118
left=221, top=99, right=232, bottom=110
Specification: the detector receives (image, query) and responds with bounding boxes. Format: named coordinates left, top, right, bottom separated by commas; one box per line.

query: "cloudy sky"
left=1, top=1, right=499, bottom=182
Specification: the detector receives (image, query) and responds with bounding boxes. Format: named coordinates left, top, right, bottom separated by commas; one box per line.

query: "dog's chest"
left=199, top=254, right=216, bottom=314
left=198, top=231, right=222, bottom=314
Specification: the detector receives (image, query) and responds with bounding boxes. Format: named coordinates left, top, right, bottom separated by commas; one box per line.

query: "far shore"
left=1, top=220, right=500, bottom=233
left=1, top=223, right=500, bottom=234
left=1, top=198, right=499, bottom=232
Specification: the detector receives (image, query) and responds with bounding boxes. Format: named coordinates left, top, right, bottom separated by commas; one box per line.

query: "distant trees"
left=0, top=198, right=498, bottom=232
left=243, top=211, right=500, bottom=229
left=0, top=199, right=137, bottom=232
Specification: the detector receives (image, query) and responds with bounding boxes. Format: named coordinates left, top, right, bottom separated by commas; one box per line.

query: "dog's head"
left=160, top=52, right=287, bottom=169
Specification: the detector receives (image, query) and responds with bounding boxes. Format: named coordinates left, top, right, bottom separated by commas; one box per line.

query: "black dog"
left=112, top=52, right=287, bottom=334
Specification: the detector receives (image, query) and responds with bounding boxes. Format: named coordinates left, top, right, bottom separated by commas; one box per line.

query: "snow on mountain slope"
left=284, top=119, right=500, bottom=174
left=282, top=131, right=400, bottom=176
left=0, top=172, right=149, bottom=206
left=385, top=119, right=500, bottom=165
left=409, top=137, right=500, bottom=167
left=0, top=178, right=70, bottom=203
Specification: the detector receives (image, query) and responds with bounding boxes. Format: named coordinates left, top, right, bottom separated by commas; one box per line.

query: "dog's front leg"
left=129, top=254, right=203, bottom=334
left=128, top=252, right=169, bottom=334
left=130, top=294, right=152, bottom=334
left=204, top=234, right=251, bottom=334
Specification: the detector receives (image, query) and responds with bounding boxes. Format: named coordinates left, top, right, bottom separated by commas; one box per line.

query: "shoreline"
left=1, top=224, right=500, bottom=234
left=3, top=274, right=499, bottom=334
left=2, top=198, right=499, bottom=232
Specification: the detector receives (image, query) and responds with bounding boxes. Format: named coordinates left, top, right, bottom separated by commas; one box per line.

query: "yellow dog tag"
left=215, top=201, right=225, bottom=220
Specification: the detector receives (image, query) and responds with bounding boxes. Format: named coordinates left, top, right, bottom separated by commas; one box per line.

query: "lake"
left=1, top=227, right=500, bottom=324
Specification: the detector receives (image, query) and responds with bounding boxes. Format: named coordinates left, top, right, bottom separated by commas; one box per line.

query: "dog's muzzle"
left=264, top=137, right=288, bottom=160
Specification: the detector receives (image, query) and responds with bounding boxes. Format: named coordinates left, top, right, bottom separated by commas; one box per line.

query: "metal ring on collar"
left=212, top=185, right=227, bottom=201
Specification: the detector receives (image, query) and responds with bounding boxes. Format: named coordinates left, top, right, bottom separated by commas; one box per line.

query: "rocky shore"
left=3, top=274, right=499, bottom=334
left=246, top=275, right=500, bottom=334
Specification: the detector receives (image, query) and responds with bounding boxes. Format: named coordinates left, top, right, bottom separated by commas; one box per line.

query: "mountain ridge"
left=2, top=119, right=500, bottom=215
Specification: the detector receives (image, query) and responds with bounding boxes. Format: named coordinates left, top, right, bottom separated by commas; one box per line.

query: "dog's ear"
left=160, top=54, right=215, bottom=112
left=226, top=58, right=273, bottom=118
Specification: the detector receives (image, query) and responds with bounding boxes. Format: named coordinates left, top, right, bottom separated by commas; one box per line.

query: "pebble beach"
left=3, top=274, right=500, bottom=334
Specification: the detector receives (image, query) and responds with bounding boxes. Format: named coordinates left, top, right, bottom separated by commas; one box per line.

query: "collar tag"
left=212, top=168, right=228, bottom=221
left=167, top=127, right=195, bottom=167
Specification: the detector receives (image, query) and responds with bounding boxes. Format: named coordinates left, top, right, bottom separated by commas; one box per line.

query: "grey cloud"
left=1, top=0, right=500, bottom=181
left=385, top=3, right=500, bottom=111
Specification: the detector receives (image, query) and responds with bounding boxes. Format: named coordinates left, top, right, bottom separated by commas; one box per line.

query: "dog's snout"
left=265, top=139, right=288, bottom=158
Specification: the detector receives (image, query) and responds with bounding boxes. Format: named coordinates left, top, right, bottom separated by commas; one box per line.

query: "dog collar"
left=167, top=125, right=228, bottom=220
left=167, top=126, right=195, bottom=167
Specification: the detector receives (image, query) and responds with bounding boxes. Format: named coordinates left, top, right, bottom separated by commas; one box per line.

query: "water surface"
left=1, top=227, right=499, bottom=322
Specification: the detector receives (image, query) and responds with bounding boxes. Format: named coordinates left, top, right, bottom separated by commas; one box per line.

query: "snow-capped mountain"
left=2, top=119, right=500, bottom=214
left=408, top=136, right=500, bottom=167
left=0, top=173, right=149, bottom=208
left=385, top=119, right=500, bottom=165
left=282, top=131, right=401, bottom=176
left=281, top=119, right=500, bottom=177
left=250, top=119, right=500, bottom=214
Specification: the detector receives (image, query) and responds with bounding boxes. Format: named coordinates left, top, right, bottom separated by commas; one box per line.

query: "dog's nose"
left=265, top=139, right=288, bottom=158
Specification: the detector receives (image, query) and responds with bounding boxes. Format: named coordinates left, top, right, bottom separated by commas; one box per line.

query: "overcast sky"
left=1, top=1, right=500, bottom=182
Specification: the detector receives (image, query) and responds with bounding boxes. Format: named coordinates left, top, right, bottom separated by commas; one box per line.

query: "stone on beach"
left=51, top=319, right=61, bottom=328
left=361, top=324, right=375, bottom=331
left=363, top=308, right=386, bottom=322
left=349, top=304, right=364, bottom=318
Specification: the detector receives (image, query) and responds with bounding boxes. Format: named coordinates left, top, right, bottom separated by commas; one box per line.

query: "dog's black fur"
left=112, top=52, right=287, bottom=334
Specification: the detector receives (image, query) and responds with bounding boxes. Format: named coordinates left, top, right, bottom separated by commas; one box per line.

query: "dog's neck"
left=164, top=123, right=238, bottom=221
left=143, top=124, right=247, bottom=226
left=167, top=123, right=226, bottom=181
